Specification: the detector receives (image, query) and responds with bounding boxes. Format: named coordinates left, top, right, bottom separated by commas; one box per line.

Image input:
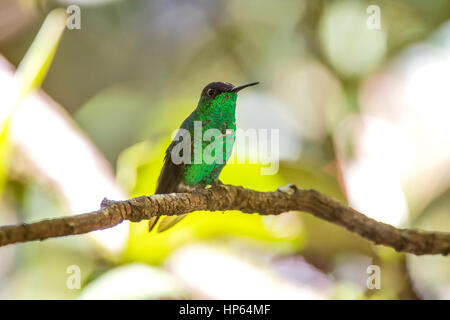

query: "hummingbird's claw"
left=209, top=180, right=224, bottom=189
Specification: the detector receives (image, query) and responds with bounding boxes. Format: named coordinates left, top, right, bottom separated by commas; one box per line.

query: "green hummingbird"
left=148, top=81, right=259, bottom=232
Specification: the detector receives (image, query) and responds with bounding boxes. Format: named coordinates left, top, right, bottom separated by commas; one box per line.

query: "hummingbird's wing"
left=153, top=142, right=189, bottom=232
left=148, top=147, right=185, bottom=231
left=148, top=113, right=195, bottom=232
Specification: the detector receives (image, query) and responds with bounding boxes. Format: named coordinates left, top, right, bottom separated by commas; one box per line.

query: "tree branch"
left=0, top=184, right=449, bottom=255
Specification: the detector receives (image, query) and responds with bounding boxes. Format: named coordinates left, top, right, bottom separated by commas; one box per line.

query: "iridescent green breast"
left=183, top=92, right=237, bottom=186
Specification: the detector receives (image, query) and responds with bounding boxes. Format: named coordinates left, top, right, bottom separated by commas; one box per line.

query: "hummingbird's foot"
left=209, top=180, right=224, bottom=189
left=177, top=182, right=203, bottom=193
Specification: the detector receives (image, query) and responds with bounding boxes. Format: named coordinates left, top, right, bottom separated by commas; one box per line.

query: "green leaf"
left=16, top=8, right=67, bottom=102
left=0, top=119, right=11, bottom=194
left=0, top=9, right=66, bottom=199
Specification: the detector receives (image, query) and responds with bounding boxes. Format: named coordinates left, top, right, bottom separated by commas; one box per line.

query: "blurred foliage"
left=0, top=8, right=65, bottom=198
left=0, top=120, right=11, bottom=194
left=15, top=8, right=66, bottom=100
left=0, top=0, right=448, bottom=299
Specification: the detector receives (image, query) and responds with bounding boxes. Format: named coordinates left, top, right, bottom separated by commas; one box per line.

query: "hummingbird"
left=148, top=81, right=259, bottom=232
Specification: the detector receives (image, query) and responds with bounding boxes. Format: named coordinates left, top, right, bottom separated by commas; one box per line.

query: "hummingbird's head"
left=200, top=81, right=259, bottom=100
left=198, top=81, right=259, bottom=111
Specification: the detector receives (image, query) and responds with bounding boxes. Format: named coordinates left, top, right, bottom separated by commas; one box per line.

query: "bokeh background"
left=0, top=0, right=449, bottom=299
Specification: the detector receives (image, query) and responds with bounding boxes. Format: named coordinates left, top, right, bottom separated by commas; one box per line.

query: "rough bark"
left=0, top=184, right=449, bottom=256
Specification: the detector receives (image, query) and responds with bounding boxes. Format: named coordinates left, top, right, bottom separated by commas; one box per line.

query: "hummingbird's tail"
left=148, top=214, right=187, bottom=232
left=147, top=216, right=160, bottom=232
left=157, top=215, right=187, bottom=232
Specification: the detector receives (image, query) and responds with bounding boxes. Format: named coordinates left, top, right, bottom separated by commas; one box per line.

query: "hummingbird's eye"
left=206, top=88, right=215, bottom=97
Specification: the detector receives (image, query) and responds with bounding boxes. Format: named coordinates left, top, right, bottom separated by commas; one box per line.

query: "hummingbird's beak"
left=230, top=81, right=259, bottom=93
